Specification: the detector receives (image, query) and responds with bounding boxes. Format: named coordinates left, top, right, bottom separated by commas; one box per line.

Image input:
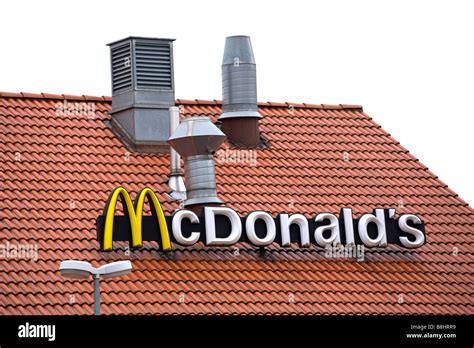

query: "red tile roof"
left=0, top=92, right=472, bottom=315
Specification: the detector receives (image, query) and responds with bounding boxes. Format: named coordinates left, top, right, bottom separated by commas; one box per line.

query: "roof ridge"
left=0, top=91, right=112, bottom=101
left=177, top=98, right=363, bottom=111
left=0, top=92, right=363, bottom=111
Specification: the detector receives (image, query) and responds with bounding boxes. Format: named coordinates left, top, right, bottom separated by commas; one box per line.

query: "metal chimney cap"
left=167, top=116, right=226, bottom=158
left=222, top=36, right=256, bottom=65
left=107, top=36, right=175, bottom=46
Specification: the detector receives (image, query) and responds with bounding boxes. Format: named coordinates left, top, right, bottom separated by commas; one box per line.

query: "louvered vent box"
left=108, top=37, right=175, bottom=149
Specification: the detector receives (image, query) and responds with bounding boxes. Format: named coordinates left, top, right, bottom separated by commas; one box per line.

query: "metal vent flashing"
left=108, top=37, right=176, bottom=152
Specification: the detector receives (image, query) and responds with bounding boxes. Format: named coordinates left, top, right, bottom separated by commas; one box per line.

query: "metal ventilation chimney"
left=168, top=116, right=226, bottom=212
left=218, top=35, right=262, bottom=147
left=167, top=107, right=186, bottom=201
left=108, top=37, right=175, bottom=152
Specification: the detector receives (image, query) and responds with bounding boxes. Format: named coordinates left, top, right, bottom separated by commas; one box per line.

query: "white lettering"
left=18, top=322, right=55, bottom=342
left=204, top=207, right=242, bottom=246
left=398, top=214, right=425, bottom=248
left=172, top=210, right=200, bottom=246
left=279, top=214, right=310, bottom=247
left=342, top=208, right=355, bottom=244
left=358, top=209, right=388, bottom=247
left=314, top=213, right=340, bottom=246
left=245, top=211, right=276, bottom=246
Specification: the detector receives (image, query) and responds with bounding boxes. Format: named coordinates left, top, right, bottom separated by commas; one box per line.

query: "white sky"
left=2, top=0, right=473, bottom=206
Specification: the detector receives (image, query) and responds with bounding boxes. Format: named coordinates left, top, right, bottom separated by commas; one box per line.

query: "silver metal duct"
left=108, top=37, right=175, bottom=152
left=168, top=116, right=226, bottom=207
left=183, top=155, right=220, bottom=206
left=219, top=36, right=262, bottom=120
left=167, top=107, right=186, bottom=201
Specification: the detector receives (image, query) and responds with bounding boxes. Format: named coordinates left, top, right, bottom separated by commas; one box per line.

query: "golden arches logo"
left=102, top=187, right=171, bottom=251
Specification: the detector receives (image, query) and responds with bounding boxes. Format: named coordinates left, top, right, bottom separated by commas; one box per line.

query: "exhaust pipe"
left=218, top=35, right=262, bottom=148
left=168, top=116, right=226, bottom=211
left=167, top=107, right=186, bottom=201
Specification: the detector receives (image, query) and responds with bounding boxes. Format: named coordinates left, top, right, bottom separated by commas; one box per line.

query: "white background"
left=1, top=0, right=473, bottom=206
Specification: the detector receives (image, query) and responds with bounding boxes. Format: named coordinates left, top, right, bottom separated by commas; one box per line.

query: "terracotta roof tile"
left=340, top=104, right=363, bottom=110
left=81, top=94, right=107, bottom=101
left=175, top=98, right=195, bottom=104
left=40, top=92, right=64, bottom=99
left=194, top=99, right=219, bottom=105
left=302, top=102, right=324, bottom=109
left=0, top=91, right=23, bottom=97
left=61, top=94, right=86, bottom=101
left=20, top=92, right=44, bottom=98
left=266, top=101, right=287, bottom=107
left=0, top=93, right=472, bottom=315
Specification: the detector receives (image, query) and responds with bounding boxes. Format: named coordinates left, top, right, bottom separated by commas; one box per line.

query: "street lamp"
left=59, top=260, right=132, bottom=315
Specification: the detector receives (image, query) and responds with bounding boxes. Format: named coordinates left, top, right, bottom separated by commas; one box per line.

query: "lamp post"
left=59, top=260, right=132, bottom=315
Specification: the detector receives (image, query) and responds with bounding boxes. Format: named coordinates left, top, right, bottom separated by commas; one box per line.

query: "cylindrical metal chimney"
left=218, top=35, right=262, bottom=148
left=167, top=107, right=186, bottom=201
left=183, top=155, right=220, bottom=206
left=167, top=116, right=226, bottom=212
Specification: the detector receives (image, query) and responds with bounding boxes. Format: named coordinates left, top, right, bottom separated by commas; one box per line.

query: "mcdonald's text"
left=96, top=187, right=426, bottom=252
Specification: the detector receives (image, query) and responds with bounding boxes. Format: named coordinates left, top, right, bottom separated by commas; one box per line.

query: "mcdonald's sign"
left=96, top=187, right=426, bottom=252
left=98, top=187, right=170, bottom=251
